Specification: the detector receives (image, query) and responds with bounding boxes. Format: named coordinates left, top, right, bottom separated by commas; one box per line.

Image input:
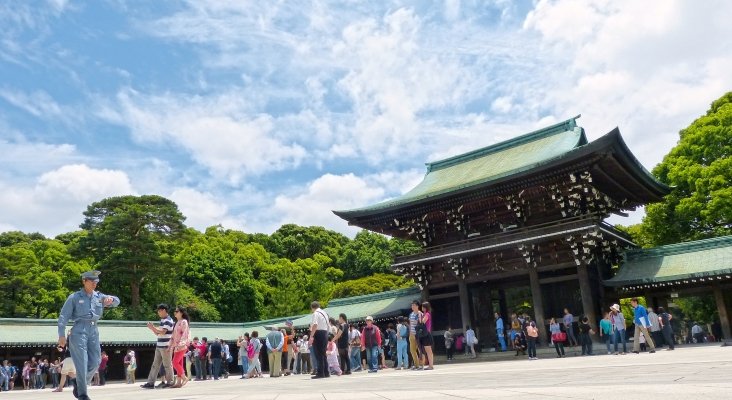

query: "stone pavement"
left=8, top=345, right=732, bottom=400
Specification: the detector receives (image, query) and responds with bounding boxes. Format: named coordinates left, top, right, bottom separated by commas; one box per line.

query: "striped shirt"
left=157, top=316, right=174, bottom=348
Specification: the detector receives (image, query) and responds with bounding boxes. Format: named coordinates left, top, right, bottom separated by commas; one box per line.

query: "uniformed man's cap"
left=81, top=270, right=101, bottom=282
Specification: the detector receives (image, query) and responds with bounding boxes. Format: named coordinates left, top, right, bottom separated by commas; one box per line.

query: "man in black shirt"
left=209, top=339, right=223, bottom=380
left=334, top=313, right=351, bottom=375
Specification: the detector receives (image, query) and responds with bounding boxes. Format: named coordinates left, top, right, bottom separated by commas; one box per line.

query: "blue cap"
left=81, top=270, right=101, bottom=282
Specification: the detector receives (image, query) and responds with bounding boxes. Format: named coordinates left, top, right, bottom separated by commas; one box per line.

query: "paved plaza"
left=7, top=345, right=732, bottom=400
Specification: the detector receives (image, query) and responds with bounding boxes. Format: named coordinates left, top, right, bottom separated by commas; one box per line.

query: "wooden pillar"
left=529, top=267, right=548, bottom=345
left=421, top=286, right=430, bottom=303
left=498, top=289, right=508, bottom=321
left=577, top=263, right=598, bottom=332
left=713, top=285, right=731, bottom=341
left=458, top=278, right=471, bottom=331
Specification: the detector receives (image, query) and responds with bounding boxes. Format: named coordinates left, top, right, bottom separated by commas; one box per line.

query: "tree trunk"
left=131, top=278, right=140, bottom=319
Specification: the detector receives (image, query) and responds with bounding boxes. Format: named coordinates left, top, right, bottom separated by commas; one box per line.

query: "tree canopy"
left=639, top=92, right=732, bottom=246
left=0, top=197, right=417, bottom=322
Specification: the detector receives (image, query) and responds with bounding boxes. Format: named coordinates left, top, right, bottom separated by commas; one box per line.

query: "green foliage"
left=0, top=196, right=421, bottom=322
left=642, top=92, right=732, bottom=245
left=673, top=296, right=717, bottom=325
left=338, top=231, right=421, bottom=280
left=615, top=224, right=654, bottom=249
left=332, top=273, right=412, bottom=298
left=78, top=195, right=187, bottom=318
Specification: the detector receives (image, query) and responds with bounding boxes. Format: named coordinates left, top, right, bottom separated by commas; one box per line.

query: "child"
left=513, top=331, right=527, bottom=356
left=639, top=331, right=647, bottom=352
left=326, top=334, right=342, bottom=376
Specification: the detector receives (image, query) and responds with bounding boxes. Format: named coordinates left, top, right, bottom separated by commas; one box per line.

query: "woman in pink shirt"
left=169, top=307, right=191, bottom=388
left=420, top=302, right=435, bottom=370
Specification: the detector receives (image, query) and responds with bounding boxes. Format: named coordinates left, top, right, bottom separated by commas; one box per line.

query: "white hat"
left=610, top=304, right=620, bottom=312
left=365, top=316, right=374, bottom=321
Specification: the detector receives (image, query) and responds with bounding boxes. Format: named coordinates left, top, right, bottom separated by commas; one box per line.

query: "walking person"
left=97, top=352, right=108, bottom=386
left=549, top=318, right=566, bottom=357
left=648, top=307, right=664, bottom=347
left=631, top=298, right=656, bottom=354
left=495, top=312, right=507, bottom=351
left=168, top=307, right=190, bottom=388
left=140, top=303, right=175, bottom=389
left=57, top=270, right=120, bottom=400
left=408, top=301, right=425, bottom=369
left=360, top=316, right=382, bottom=373
left=265, top=327, right=284, bottom=377
left=526, top=321, right=539, bottom=360
left=563, top=308, right=578, bottom=346
left=334, top=313, right=351, bottom=375
left=600, top=312, right=613, bottom=354
left=444, top=326, right=455, bottom=361
left=609, top=304, right=627, bottom=354
left=125, top=350, right=137, bottom=383
left=658, top=307, right=675, bottom=350
left=309, top=301, right=330, bottom=379
left=420, top=302, right=435, bottom=370
left=52, top=334, right=76, bottom=393
left=465, top=326, right=477, bottom=358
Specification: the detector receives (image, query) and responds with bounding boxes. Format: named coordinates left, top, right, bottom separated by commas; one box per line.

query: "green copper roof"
left=0, top=288, right=420, bottom=345
left=335, top=117, right=586, bottom=217
left=605, top=235, right=732, bottom=287
left=288, top=286, right=420, bottom=328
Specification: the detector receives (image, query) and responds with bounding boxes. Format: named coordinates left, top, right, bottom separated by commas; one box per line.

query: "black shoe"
left=649, top=350, right=655, bottom=354
left=311, top=375, right=324, bottom=379
left=632, top=351, right=639, bottom=354
left=72, top=380, right=78, bottom=398
left=344, top=371, right=351, bottom=375
left=78, top=395, right=91, bottom=400
left=140, top=383, right=155, bottom=389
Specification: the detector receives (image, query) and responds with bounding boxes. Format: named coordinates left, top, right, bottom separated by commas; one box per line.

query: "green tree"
left=642, top=92, right=732, bottom=245
left=177, top=229, right=266, bottom=322
left=337, top=231, right=420, bottom=280
left=78, top=195, right=186, bottom=318
left=269, top=224, right=349, bottom=261
left=331, top=273, right=412, bottom=298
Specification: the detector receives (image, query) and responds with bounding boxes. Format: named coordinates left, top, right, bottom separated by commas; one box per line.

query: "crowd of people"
left=490, top=298, right=678, bottom=361
left=0, top=289, right=717, bottom=394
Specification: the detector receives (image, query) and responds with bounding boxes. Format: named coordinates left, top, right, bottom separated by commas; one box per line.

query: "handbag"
left=551, top=332, right=567, bottom=342
left=416, top=322, right=430, bottom=339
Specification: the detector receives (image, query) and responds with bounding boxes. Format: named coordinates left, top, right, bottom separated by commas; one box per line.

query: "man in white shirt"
left=309, top=301, right=330, bottom=379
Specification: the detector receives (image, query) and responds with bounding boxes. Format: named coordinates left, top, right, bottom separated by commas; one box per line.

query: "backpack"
left=399, top=324, right=408, bottom=339
left=246, top=341, right=255, bottom=359
left=388, top=330, right=397, bottom=346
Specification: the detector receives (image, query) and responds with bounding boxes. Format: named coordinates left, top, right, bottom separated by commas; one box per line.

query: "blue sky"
left=1, top=0, right=731, bottom=237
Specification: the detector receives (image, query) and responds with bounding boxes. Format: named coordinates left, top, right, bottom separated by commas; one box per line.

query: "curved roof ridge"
left=626, top=235, right=732, bottom=260
left=426, top=115, right=583, bottom=172
left=328, top=286, right=420, bottom=306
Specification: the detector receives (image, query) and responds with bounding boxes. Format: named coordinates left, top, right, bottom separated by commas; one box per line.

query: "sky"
left=1, top=0, right=731, bottom=238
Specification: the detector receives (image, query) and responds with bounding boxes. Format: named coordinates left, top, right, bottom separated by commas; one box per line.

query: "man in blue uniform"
left=58, top=270, right=120, bottom=400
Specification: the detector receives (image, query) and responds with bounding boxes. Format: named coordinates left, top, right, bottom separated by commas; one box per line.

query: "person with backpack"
left=334, top=313, right=351, bottom=375
left=245, top=331, right=263, bottom=378
left=348, top=325, right=362, bottom=372
left=465, top=326, right=477, bottom=358
left=237, top=333, right=250, bottom=378
left=385, top=323, right=398, bottom=366
left=395, top=316, right=409, bottom=369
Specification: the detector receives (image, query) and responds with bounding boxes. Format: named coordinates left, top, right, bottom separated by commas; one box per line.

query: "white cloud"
left=104, top=88, right=308, bottom=183
left=0, top=164, right=135, bottom=236
left=523, top=0, right=732, bottom=167
left=169, top=187, right=242, bottom=232
left=265, top=170, right=424, bottom=236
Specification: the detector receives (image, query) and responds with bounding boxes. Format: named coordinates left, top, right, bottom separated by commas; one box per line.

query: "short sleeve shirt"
left=311, top=309, right=329, bottom=331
